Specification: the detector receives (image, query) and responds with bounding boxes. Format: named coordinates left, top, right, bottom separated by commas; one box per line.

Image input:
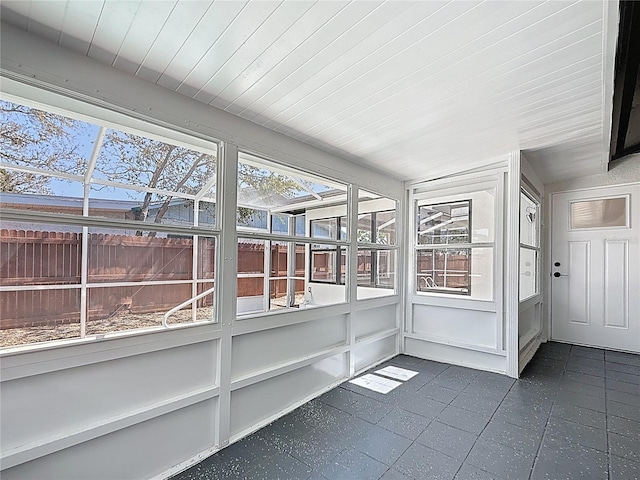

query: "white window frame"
left=0, top=94, right=222, bottom=350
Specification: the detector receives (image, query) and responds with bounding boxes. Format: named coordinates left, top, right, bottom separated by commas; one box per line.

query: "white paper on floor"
left=374, top=366, right=419, bottom=381
left=349, top=373, right=402, bottom=394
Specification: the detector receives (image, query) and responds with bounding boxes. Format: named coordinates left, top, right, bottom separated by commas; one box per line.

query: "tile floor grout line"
left=450, top=374, right=519, bottom=480
left=527, top=345, right=569, bottom=480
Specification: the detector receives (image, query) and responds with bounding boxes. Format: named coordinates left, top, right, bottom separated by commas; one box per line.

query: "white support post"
left=287, top=215, right=295, bottom=307
left=215, top=143, right=238, bottom=448
left=192, top=200, right=200, bottom=323
left=80, top=126, right=106, bottom=338
left=505, top=151, right=521, bottom=378
left=347, top=185, right=358, bottom=377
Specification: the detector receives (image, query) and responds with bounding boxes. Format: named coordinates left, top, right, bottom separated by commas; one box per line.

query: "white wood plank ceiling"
left=0, top=0, right=618, bottom=184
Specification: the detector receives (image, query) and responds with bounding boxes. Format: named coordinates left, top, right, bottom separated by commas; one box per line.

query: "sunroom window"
left=357, top=190, right=398, bottom=299
left=236, top=152, right=349, bottom=316
left=415, top=187, right=495, bottom=301
left=0, top=99, right=220, bottom=348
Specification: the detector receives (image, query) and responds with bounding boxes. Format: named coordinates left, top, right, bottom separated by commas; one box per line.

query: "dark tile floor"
left=174, top=342, right=640, bottom=479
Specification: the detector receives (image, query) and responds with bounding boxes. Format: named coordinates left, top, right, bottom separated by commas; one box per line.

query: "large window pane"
left=418, top=201, right=470, bottom=245
left=1, top=99, right=95, bottom=178
left=358, top=191, right=397, bottom=246
left=87, top=231, right=194, bottom=283
left=237, top=239, right=265, bottom=316
left=311, top=218, right=338, bottom=240
left=311, top=248, right=337, bottom=283
left=94, top=129, right=217, bottom=200
left=519, top=247, right=537, bottom=301
left=0, top=177, right=85, bottom=215
left=520, top=192, right=538, bottom=247
left=0, top=288, right=81, bottom=347
left=86, top=227, right=216, bottom=329
left=375, top=210, right=396, bottom=245
left=1, top=222, right=83, bottom=347
left=417, top=249, right=470, bottom=295
left=237, top=152, right=347, bottom=239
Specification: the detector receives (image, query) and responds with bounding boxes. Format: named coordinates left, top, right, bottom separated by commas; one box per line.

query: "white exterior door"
left=551, top=184, right=640, bottom=353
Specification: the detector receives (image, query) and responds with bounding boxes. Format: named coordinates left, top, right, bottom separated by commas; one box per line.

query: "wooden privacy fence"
left=0, top=229, right=301, bottom=329
left=416, top=252, right=470, bottom=290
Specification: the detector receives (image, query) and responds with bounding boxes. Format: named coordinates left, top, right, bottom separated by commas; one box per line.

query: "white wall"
left=404, top=165, right=515, bottom=375
left=0, top=24, right=402, bottom=480
left=518, top=154, right=545, bottom=373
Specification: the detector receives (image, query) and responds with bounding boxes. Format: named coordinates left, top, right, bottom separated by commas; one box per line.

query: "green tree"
left=0, top=100, right=88, bottom=193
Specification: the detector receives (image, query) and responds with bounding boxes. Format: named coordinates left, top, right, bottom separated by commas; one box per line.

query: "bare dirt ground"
left=0, top=307, right=215, bottom=348
left=1, top=294, right=306, bottom=348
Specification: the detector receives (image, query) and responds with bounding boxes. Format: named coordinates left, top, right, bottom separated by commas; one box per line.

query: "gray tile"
left=531, top=436, right=607, bottom=480
left=480, top=419, right=542, bottom=454
left=417, top=359, right=451, bottom=376
left=220, top=434, right=283, bottom=465
left=416, top=420, right=478, bottom=460
left=492, top=403, right=549, bottom=434
left=607, top=388, right=640, bottom=406
left=522, top=362, right=565, bottom=379
left=289, top=432, right=346, bottom=470
left=472, top=371, right=516, bottom=390
left=461, top=383, right=509, bottom=401
left=607, top=415, right=640, bottom=438
left=380, top=468, right=415, bottom=480
left=571, top=345, right=605, bottom=360
left=394, top=443, right=461, bottom=480
left=466, top=438, right=536, bottom=480
left=377, top=406, right=432, bottom=440
left=451, top=392, right=501, bottom=416
left=563, top=369, right=605, bottom=387
left=392, top=355, right=425, bottom=367
left=536, top=349, right=570, bottom=362
left=541, top=341, right=572, bottom=353
left=257, top=417, right=316, bottom=452
left=291, top=400, right=347, bottom=429
left=346, top=394, right=394, bottom=424
left=607, top=369, right=640, bottom=385
left=606, top=361, right=640, bottom=375
left=437, top=405, right=492, bottom=435
left=246, top=451, right=314, bottom=480
left=559, top=379, right=605, bottom=398
left=502, top=388, right=555, bottom=410
left=551, top=402, right=606, bottom=429
left=396, top=394, right=447, bottom=420
left=175, top=453, right=254, bottom=480
left=352, top=425, right=412, bottom=465
left=430, top=374, right=474, bottom=391
left=607, top=378, right=640, bottom=395
left=545, top=416, right=607, bottom=452
left=566, top=361, right=605, bottom=377
left=536, top=345, right=570, bottom=361
left=416, top=383, right=459, bottom=404
left=567, top=355, right=604, bottom=369
left=608, top=400, right=640, bottom=422
left=320, top=448, right=388, bottom=480
left=610, top=454, right=640, bottom=480
left=319, top=388, right=359, bottom=411
left=606, top=351, right=640, bottom=367
left=340, top=382, right=393, bottom=403
left=531, top=356, right=567, bottom=370
left=609, top=431, right=640, bottom=462
left=555, top=389, right=606, bottom=412
left=455, top=463, right=505, bottom=479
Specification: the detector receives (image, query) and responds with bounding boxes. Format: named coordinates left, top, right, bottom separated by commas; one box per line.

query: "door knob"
left=553, top=272, right=568, bottom=277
